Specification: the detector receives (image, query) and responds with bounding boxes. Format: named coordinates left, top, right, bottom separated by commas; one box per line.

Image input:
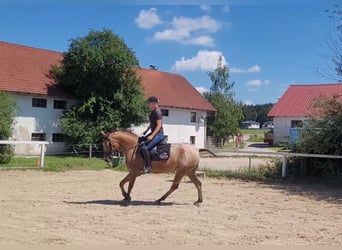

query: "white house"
left=240, top=120, right=260, bottom=129
left=0, top=41, right=216, bottom=155
left=268, top=83, right=342, bottom=145
left=135, top=68, right=215, bottom=148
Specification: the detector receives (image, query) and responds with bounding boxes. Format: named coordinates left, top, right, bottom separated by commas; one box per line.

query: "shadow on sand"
left=63, top=199, right=186, bottom=207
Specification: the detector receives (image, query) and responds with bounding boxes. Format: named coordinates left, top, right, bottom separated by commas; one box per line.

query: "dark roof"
left=268, top=83, right=342, bottom=117
left=0, top=41, right=69, bottom=97
left=0, top=41, right=216, bottom=111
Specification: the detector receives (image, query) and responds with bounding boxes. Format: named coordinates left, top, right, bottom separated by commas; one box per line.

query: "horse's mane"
left=109, top=128, right=139, bottom=137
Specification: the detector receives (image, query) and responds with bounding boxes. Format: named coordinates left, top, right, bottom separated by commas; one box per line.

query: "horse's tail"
left=199, top=148, right=217, bottom=157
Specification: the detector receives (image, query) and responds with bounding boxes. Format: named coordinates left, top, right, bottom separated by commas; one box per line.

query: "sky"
left=1, top=0, right=341, bottom=105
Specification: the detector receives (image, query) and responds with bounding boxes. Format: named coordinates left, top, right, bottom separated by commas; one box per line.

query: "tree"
left=242, top=103, right=274, bottom=125
left=319, top=5, right=342, bottom=81
left=0, top=91, right=16, bottom=163
left=204, top=57, right=243, bottom=146
left=294, top=96, right=342, bottom=176
left=51, top=29, right=148, bottom=146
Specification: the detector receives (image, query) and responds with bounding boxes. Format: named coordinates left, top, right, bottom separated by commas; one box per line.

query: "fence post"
left=282, top=154, right=287, bottom=178
left=248, top=156, right=251, bottom=172
left=39, top=143, right=46, bottom=167
left=89, top=143, right=92, bottom=159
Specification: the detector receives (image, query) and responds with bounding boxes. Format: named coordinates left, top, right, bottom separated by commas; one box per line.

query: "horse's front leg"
left=119, top=172, right=135, bottom=202
left=126, top=175, right=137, bottom=201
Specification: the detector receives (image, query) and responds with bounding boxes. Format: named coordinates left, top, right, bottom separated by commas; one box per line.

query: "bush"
left=0, top=91, right=16, bottom=164
left=293, top=96, right=342, bottom=178
left=0, top=145, right=14, bottom=164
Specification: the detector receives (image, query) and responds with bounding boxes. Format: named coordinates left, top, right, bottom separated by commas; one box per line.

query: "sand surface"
left=0, top=170, right=341, bottom=246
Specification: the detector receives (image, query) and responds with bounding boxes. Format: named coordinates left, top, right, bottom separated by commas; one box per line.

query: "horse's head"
left=101, top=131, right=121, bottom=164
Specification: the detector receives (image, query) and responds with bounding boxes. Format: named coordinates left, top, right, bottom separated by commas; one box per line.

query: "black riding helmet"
left=148, top=96, right=159, bottom=103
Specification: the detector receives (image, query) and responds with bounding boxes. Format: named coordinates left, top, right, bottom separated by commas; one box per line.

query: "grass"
left=2, top=156, right=340, bottom=188
left=241, top=128, right=270, bottom=135
left=202, top=163, right=282, bottom=182
left=0, top=156, right=112, bottom=172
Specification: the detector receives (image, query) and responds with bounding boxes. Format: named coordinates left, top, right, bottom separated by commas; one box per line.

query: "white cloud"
left=200, top=5, right=211, bottom=12
left=246, top=79, right=270, bottom=86
left=152, top=15, right=221, bottom=46
left=135, top=8, right=162, bottom=29
left=230, top=65, right=261, bottom=74
left=172, top=50, right=227, bottom=71
left=182, top=36, right=214, bottom=46
left=247, top=80, right=262, bottom=86
left=172, top=15, right=220, bottom=33
left=244, top=100, right=253, bottom=105
left=195, top=86, right=209, bottom=94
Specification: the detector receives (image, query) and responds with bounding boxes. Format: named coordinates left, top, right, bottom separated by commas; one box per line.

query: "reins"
left=109, top=137, right=139, bottom=155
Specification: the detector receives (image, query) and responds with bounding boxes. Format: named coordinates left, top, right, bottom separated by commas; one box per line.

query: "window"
left=190, top=112, right=197, bottom=123
left=52, top=133, right=65, bottom=142
left=31, top=133, right=46, bottom=141
left=54, top=100, right=67, bottom=109
left=190, top=136, right=196, bottom=145
left=161, top=109, right=169, bottom=116
left=291, top=120, right=303, bottom=128
left=32, top=98, right=47, bottom=108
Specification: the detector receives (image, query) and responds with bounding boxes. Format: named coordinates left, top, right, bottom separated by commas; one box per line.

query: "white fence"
left=225, top=150, right=342, bottom=178
left=0, top=141, right=49, bottom=167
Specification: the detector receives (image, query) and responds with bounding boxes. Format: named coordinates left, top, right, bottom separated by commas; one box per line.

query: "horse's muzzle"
left=104, top=156, right=113, bottom=165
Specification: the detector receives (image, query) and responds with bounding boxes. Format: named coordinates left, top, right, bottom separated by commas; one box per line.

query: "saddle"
left=138, top=136, right=171, bottom=161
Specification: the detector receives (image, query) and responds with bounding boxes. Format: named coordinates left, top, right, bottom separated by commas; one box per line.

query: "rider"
left=140, top=96, right=164, bottom=174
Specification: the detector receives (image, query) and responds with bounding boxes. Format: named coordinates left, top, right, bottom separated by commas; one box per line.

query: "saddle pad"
left=150, top=143, right=171, bottom=161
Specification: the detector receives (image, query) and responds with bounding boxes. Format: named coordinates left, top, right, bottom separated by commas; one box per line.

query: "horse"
left=101, top=130, right=203, bottom=205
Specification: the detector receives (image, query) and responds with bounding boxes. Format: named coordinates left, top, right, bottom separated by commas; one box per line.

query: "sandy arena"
left=0, top=169, right=341, bottom=245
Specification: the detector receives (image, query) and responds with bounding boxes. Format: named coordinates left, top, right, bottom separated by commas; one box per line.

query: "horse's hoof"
left=193, top=201, right=201, bottom=206
left=154, top=200, right=162, bottom=205
left=123, top=196, right=131, bottom=202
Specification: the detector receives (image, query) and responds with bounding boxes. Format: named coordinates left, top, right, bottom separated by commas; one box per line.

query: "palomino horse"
left=101, top=130, right=203, bottom=205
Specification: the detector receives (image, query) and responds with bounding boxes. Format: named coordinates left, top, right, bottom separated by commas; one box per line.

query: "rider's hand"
left=146, top=135, right=153, bottom=141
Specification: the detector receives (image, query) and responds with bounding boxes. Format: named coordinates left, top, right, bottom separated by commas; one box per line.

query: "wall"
left=273, top=116, right=306, bottom=145
left=11, top=93, right=77, bottom=155
left=10, top=95, right=209, bottom=155
left=132, top=107, right=207, bottom=148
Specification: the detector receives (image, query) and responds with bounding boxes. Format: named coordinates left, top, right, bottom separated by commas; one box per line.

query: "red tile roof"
left=0, top=41, right=68, bottom=97
left=137, top=68, right=216, bottom=112
left=268, top=83, right=342, bottom=117
left=0, top=41, right=216, bottom=112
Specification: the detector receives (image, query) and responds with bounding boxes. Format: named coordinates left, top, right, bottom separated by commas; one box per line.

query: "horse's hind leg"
left=155, top=171, right=184, bottom=205
left=187, top=169, right=203, bottom=206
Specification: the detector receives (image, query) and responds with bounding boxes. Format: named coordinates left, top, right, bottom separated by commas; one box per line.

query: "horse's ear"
left=101, top=131, right=106, bottom=137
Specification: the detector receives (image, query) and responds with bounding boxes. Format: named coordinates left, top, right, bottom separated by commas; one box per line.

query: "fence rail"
left=0, top=140, right=49, bottom=167
left=225, top=150, right=342, bottom=178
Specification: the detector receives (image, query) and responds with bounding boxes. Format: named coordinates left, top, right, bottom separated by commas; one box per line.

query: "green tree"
left=242, top=103, right=274, bottom=125
left=0, top=91, right=16, bottom=163
left=51, top=29, right=148, bottom=146
left=204, top=57, right=243, bottom=146
left=294, top=96, right=342, bottom=176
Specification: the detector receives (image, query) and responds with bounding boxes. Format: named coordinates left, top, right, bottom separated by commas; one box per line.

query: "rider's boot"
left=140, top=146, right=152, bottom=174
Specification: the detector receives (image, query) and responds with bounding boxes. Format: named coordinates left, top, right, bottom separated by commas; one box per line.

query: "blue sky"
left=1, top=0, right=340, bottom=104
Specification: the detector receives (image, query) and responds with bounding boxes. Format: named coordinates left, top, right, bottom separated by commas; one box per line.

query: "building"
left=0, top=41, right=215, bottom=155
left=240, top=120, right=260, bottom=129
left=135, top=68, right=216, bottom=148
left=0, top=41, right=77, bottom=155
left=268, top=83, right=342, bottom=145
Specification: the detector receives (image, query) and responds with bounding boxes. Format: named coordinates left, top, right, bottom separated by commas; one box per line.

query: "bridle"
left=103, top=136, right=140, bottom=161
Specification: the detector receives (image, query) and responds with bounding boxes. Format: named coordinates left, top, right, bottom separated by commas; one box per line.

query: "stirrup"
left=141, top=165, right=152, bottom=174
